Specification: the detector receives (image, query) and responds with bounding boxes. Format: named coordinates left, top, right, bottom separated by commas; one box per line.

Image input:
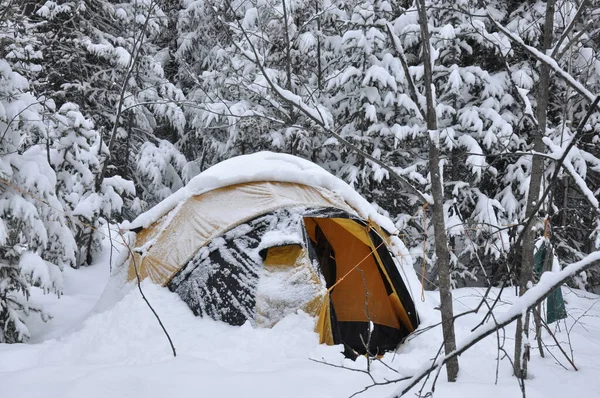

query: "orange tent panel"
left=308, top=218, right=400, bottom=329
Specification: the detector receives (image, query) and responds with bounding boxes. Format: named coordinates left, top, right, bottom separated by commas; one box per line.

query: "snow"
left=457, top=134, right=486, bottom=180
left=0, top=217, right=6, bottom=244
left=3, top=241, right=600, bottom=398
left=19, top=251, right=63, bottom=295
left=255, top=257, right=324, bottom=328
left=492, top=18, right=599, bottom=105
left=123, top=152, right=399, bottom=235
left=543, top=136, right=600, bottom=210
left=439, top=24, right=456, bottom=40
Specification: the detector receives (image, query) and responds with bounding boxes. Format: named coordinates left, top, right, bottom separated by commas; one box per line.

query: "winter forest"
left=2, top=0, right=600, bottom=392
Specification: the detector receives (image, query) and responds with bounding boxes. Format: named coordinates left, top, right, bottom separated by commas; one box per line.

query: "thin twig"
left=118, top=230, right=177, bottom=357
left=535, top=309, right=578, bottom=371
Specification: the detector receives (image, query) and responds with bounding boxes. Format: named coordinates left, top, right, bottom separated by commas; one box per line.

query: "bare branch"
left=534, top=308, right=578, bottom=371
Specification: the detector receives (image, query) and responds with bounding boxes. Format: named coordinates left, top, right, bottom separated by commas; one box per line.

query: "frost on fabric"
left=256, top=207, right=306, bottom=253
left=254, top=252, right=324, bottom=328
left=168, top=233, right=261, bottom=326
left=167, top=209, right=312, bottom=327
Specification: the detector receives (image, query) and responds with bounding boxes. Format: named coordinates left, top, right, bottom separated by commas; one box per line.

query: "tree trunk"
left=416, top=0, right=459, bottom=382
left=514, top=0, right=555, bottom=379
left=315, top=0, right=322, bottom=91
left=280, top=0, right=296, bottom=124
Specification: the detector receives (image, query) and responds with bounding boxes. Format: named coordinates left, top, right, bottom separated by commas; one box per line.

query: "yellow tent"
left=124, top=154, right=419, bottom=356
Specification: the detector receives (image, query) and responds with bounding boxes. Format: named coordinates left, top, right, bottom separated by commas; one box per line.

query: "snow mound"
left=1, top=276, right=377, bottom=398
left=123, top=151, right=397, bottom=233
left=3, top=276, right=600, bottom=398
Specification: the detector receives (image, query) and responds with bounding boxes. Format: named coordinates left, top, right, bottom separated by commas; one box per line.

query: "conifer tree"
left=34, top=0, right=185, bottom=215
left=0, top=4, right=73, bottom=342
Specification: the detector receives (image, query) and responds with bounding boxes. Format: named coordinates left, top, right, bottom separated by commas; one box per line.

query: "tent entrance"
left=304, top=217, right=409, bottom=355
left=165, top=206, right=418, bottom=356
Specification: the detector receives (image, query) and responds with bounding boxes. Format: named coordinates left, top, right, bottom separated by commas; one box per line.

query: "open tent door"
left=305, top=216, right=418, bottom=355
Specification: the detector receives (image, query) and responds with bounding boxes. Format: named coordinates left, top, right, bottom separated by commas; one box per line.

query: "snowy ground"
left=2, top=247, right=600, bottom=398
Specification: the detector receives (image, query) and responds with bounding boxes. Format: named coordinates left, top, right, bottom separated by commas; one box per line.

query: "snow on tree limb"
left=391, top=249, right=600, bottom=397
left=550, top=0, right=590, bottom=59
left=222, top=3, right=430, bottom=204
left=384, top=22, right=425, bottom=120
left=489, top=16, right=600, bottom=110
left=543, top=137, right=600, bottom=210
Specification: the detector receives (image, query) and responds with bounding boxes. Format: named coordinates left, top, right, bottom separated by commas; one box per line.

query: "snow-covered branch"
left=390, top=249, right=600, bottom=397
left=550, top=0, right=590, bottom=59
left=489, top=16, right=600, bottom=110
left=543, top=137, right=600, bottom=210
left=221, top=3, right=430, bottom=204
left=95, top=0, right=161, bottom=192
left=384, top=22, right=425, bottom=121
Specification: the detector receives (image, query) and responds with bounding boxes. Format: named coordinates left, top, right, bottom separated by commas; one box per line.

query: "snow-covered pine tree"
left=321, top=0, right=517, bottom=286
left=0, top=5, right=74, bottom=342
left=135, top=139, right=187, bottom=209
left=489, top=0, right=600, bottom=289
left=323, top=0, right=407, bottom=198
left=481, top=0, right=600, bottom=377
left=176, top=0, right=336, bottom=169
left=538, top=1, right=600, bottom=277
left=49, top=102, right=136, bottom=266
left=413, top=1, right=519, bottom=284
left=33, top=0, right=186, bottom=213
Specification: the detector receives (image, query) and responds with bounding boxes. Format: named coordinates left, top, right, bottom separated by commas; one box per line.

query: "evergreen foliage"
left=1, top=0, right=600, bottom=342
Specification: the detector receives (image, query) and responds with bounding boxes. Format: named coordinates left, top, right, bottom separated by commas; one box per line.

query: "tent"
left=122, top=152, right=419, bottom=355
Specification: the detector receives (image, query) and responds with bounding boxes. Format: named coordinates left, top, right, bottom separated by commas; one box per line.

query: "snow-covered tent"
left=122, top=152, right=419, bottom=355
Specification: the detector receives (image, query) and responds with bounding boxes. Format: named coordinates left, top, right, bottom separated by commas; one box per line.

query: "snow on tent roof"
left=122, top=151, right=399, bottom=234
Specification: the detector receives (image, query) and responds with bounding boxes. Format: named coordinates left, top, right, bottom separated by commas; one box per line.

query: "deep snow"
left=2, top=239, right=600, bottom=398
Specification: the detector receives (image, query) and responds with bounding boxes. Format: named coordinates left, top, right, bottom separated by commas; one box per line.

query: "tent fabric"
left=126, top=178, right=420, bottom=355
left=302, top=215, right=418, bottom=354
left=367, top=228, right=419, bottom=329
left=306, top=217, right=400, bottom=329
left=316, top=295, right=334, bottom=346
left=534, top=242, right=567, bottom=324
left=129, top=181, right=356, bottom=286
left=304, top=217, right=417, bottom=332
left=167, top=209, right=327, bottom=328
left=167, top=214, right=265, bottom=326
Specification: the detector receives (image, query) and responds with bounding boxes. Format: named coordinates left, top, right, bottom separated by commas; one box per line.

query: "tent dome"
left=122, top=152, right=420, bottom=356
left=123, top=151, right=398, bottom=233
